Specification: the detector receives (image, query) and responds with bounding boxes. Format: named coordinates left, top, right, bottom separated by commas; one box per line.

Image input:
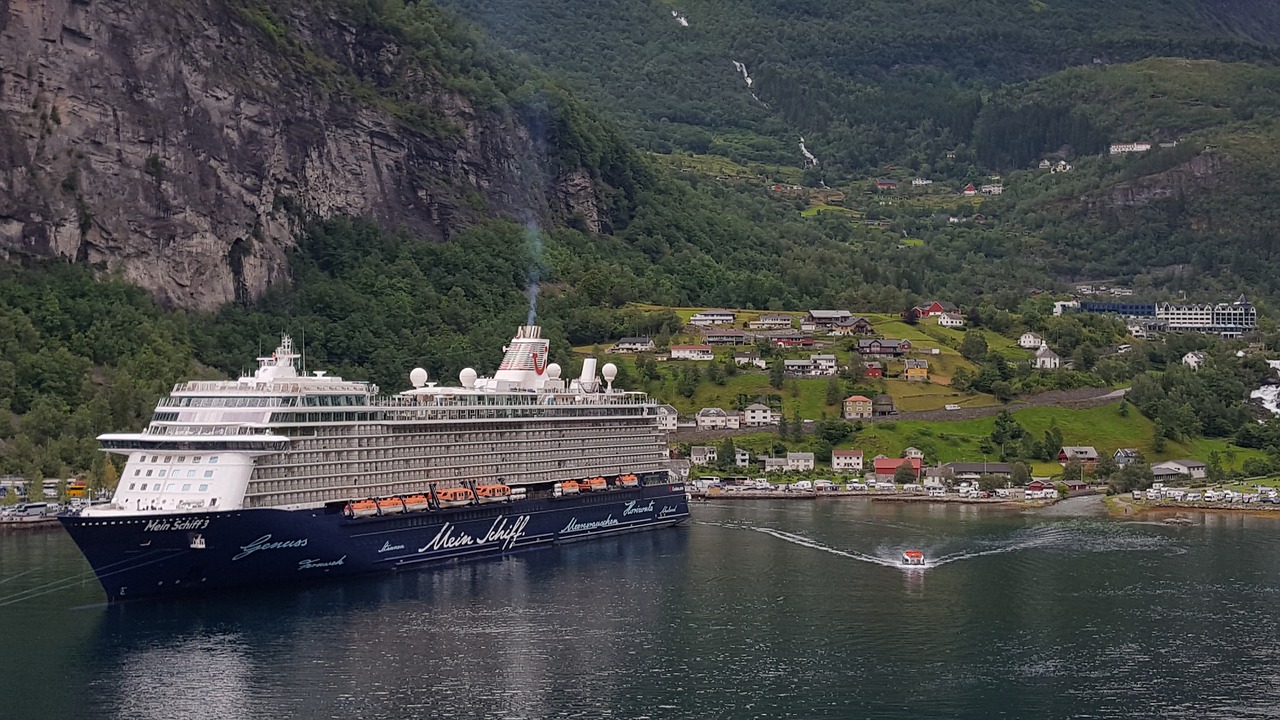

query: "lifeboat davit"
left=583, top=477, right=607, bottom=492
left=347, top=499, right=378, bottom=518
left=617, top=474, right=640, bottom=488
left=436, top=487, right=476, bottom=508
left=402, top=494, right=431, bottom=512
left=475, top=484, right=512, bottom=504
left=901, top=550, right=925, bottom=566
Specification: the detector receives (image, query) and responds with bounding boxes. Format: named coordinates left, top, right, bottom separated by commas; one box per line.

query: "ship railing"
left=368, top=392, right=653, bottom=409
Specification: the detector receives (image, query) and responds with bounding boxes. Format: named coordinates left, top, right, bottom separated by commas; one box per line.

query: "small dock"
left=0, top=517, right=62, bottom=533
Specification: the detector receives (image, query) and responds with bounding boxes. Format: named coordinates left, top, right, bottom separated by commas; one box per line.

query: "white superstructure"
left=86, top=327, right=668, bottom=517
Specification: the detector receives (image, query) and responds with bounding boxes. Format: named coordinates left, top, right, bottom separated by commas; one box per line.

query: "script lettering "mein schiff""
left=233, top=534, right=309, bottom=561
left=418, top=515, right=531, bottom=554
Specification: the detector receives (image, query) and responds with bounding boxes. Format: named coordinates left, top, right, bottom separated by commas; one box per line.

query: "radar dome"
left=409, top=368, right=429, bottom=388
left=459, top=367, right=478, bottom=388
left=546, top=363, right=562, bottom=380
left=602, top=363, right=618, bottom=383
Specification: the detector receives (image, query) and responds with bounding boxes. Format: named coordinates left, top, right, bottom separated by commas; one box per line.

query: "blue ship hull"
left=60, top=482, right=689, bottom=601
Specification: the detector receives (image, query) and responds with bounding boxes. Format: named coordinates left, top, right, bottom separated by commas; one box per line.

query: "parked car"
left=944, top=404, right=961, bottom=411
left=813, top=480, right=837, bottom=492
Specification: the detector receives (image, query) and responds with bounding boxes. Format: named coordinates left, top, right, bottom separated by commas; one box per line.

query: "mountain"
left=0, top=0, right=640, bottom=310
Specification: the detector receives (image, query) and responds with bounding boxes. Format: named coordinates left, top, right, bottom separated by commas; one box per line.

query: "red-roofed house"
left=864, top=361, right=884, bottom=378
left=843, top=395, right=873, bottom=419
left=913, top=301, right=959, bottom=318
left=874, top=457, right=922, bottom=482
left=962, top=183, right=978, bottom=197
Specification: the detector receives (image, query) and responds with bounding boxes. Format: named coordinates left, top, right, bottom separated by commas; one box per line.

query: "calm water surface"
left=4, top=498, right=1280, bottom=719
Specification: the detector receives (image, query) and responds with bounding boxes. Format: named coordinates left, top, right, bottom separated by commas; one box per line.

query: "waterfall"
left=671, top=10, right=689, bottom=26
left=799, top=136, right=819, bottom=167
left=732, top=60, right=753, bottom=87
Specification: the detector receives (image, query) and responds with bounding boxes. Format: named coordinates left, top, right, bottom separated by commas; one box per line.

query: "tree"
left=1117, top=399, right=1130, bottom=417
left=56, top=477, right=69, bottom=503
left=1094, top=452, right=1119, bottom=481
left=1011, top=462, right=1031, bottom=486
left=777, top=412, right=789, bottom=441
left=1062, top=460, right=1085, bottom=484
left=1, top=485, right=17, bottom=506
left=977, top=474, right=1004, bottom=492
left=769, top=361, right=785, bottom=389
left=717, top=437, right=737, bottom=470
left=893, top=462, right=918, bottom=484
left=903, top=308, right=920, bottom=326
left=1041, top=424, right=1064, bottom=462
left=825, top=377, right=842, bottom=406
left=960, top=331, right=988, bottom=361
left=707, top=361, right=726, bottom=385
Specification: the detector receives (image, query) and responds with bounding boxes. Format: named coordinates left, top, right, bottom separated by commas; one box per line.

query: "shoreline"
left=0, top=517, right=62, bottom=534
left=690, top=490, right=1030, bottom=506
left=1105, top=495, right=1280, bottom=519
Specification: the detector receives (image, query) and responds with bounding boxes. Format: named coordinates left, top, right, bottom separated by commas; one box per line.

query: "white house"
left=1052, top=300, right=1079, bottom=316
left=734, top=351, right=767, bottom=369
left=670, top=345, right=714, bottom=361
left=690, top=309, right=736, bottom=326
left=903, top=447, right=926, bottom=461
left=1127, top=323, right=1148, bottom=339
left=1114, top=448, right=1140, bottom=467
left=1110, top=142, right=1152, bottom=155
left=783, top=354, right=839, bottom=377
left=763, top=457, right=788, bottom=473
left=980, top=183, right=1004, bottom=195
left=743, top=403, right=779, bottom=427
left=938, top=312, right=965, bottom=328
left=609, top=336, right=656, bottom=354
left=1018, top=332, right=1045, bottom=349
left=832, top=449, right=864, bottom=473
left=1035, top=346, right=1060, bottom=370
left=747, top=314, right=794, bottom=330
left=690, top=446, right=717, bottom=466
left=787, top=452, right=815, bottom=472
left=656, top=404, right=679, bottom=432
left=1154, top=459, right=1208, bottom=480
left=735, top=448, right=752, bottom=468
left=1182, top=351, right=1206, bottom=370
left=912, top=178, right=933, bottom=186
left=696, top=407, right=740, bottom=430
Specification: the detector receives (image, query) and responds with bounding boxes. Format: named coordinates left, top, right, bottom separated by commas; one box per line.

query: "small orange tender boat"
left=347, top=499, right=378, bottom=518
left=436, top=487, right=476, bottom=508
left=475, top=484, right=512, bottom=504
left=402, top=494, right=431, bottom=512
left=617, top=474, right=640, bottom=488
left=902, top=550, right=925, bottom=566
left=583, top=477, right=607, bottom=492
left=556, top=480, right=582, bottom=496
left=378, top=497, right=406, bottom=514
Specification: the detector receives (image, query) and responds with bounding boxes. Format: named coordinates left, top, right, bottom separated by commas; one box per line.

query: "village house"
left=703, top=328, right=749, bottom=346
left=858, top=338, right=912, bottom=357
left=747, top=314, right=794, bottom=330
left=763, top=457, right=789, bottom=473
left=903, top=447, right=926, bottom=461
left=669, top=459, right=691, bottom=480
left=696, top=407, right=740, bottom=430
left=1109, top=142, right=1152, bottom=155
left=1035, top=346, right=1061, bottom=370
left=944, top=462, right=1013, bottom=481
left=787, top=452, right=816, bottom=472
left=904, top=359, right=929, bottom=382
left=609, top=336, right=656, bottom=354
left=843, top=395, right=873, bottom=420
left=864, top=362, right=884, bottom=378
left=772, top=333, right=816, bottom=349
left=783, top=354, right=839, bottom=377
left=1126, top=324, right=1148, bottom=339
left=874, top=179, right=898, bottom=190
left=1152, top=460, right=1208, bottom=480
left=806, top=310, right=854, bottom=328
left=961, top=183, right=978, bottom=196
left=1063, top=477, right=1088, bottom=492
left=829, top=316, right=875, bottom=336
left=1038, top=159, right=1052, bottom=169
left=690, top=446, right=717, bottom=466
left=980, top=183, right=1004, bottom=195
left=670, top=345, right=714, bottom=361
left=743, top=403, right=780, bottom=427
left=832, top=449, right=865, bottom=473
left=874, top=457, right=922, bottom=482
left=734, top=351, right=767, bottom=369
left=1182, top=351, right=1207, bottom=370
left=873, top=394, right=897, bottom=416
left=938, top=312, right=965, bottom=328
left=912, top=178, right=933, bottom=187
left=656, top=405, right=679, bottom=432
left=1018, top=332, right=1045, bottom=349
left=1058, top=446, right=1100, bottom=466
left=690, top=309, right=736, bottom=326
left=1114, top=448, right=1140, bottom=467
left=914, top=300, right=959, bottom=318
left=735, top=448, right=752, bottom=468
left=1025, top=479, right=1053, bottom=493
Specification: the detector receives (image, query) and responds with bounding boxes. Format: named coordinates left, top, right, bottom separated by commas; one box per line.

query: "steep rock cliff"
left=0, top=0, right=604, bottom=309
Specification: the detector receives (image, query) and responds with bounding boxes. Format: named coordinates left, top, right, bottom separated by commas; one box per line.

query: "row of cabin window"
left=127, top=481, right=211, bottom=493
left=134, top=468, right=217, bottom=479
left=134, top=454, right=220, bottom=464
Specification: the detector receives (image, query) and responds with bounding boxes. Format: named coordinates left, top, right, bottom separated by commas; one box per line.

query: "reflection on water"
left=5, top=502, right=1280, bottom=719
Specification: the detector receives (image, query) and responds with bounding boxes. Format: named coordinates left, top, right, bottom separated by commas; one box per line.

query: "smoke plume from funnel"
left=524, top=221, right=544, bottom=325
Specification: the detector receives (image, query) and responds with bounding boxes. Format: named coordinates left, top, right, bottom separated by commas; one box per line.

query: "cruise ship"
left=60, top=325, right=688, bottom=601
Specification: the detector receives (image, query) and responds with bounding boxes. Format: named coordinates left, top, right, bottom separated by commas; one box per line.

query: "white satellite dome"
left=459, top=367, right=478, bottom=388
left=601, top=363, right=618, bottom=384
left=409, top=367, right=429, bottom=388
left=546, top=363, right=562, bottom=379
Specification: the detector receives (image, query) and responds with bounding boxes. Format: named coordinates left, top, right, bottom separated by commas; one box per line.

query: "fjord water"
left=5, top=500, right=1280, bottom=719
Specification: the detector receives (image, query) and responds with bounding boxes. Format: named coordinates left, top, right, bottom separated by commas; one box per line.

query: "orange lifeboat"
left=436, top=487, right=476, bottom=508
left=402, top=494, right=431, bottom=512
left=347, top=499, right=378, bottom=518
left=378, top=497, right=406, bottom=515
left=617, top=474, right=640, bottom=488
left=475, top=484, right=512, bottom=504
left=583, top=477, right=607, bottom=492
left=556, top=480, right=582, bottom=497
